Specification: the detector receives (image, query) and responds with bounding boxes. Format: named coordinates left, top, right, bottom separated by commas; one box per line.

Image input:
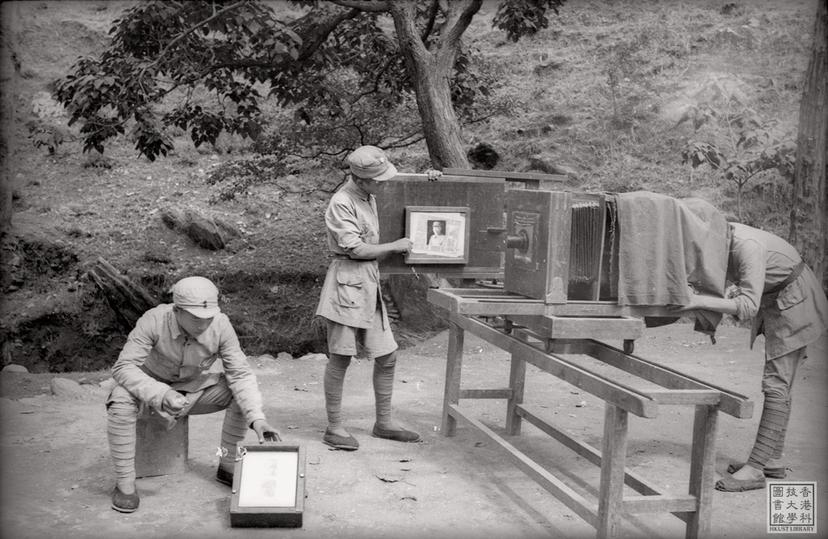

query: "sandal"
left=715, top=473, right=766, bottom=492
left=726, top=462, right=787, bottom=479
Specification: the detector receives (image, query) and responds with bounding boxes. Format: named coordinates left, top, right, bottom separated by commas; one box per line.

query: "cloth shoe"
left=715, top=473, right=766, bottom=492
left=726, top=462, right=787, bottom=479
left=372, top=424, right=421, bottom=443
left=323, top=428, right=359, bottom=451
left=216, top=466, right=234, bottom=486
left=111, top=485, right=140, bottom=513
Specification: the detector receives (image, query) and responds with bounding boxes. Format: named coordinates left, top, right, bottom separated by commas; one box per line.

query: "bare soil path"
left=1, top=323, right=826, bottom=539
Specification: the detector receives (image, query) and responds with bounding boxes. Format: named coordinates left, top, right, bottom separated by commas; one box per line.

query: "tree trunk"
left=789, top=0, right=828, bottom=289
left=0, top=3, right=21, bottom=237
left=389, top=2, right=472, bottom=170
left=412, top=59, right=470, bottom=169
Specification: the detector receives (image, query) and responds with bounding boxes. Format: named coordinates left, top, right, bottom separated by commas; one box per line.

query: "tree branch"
left=137, top=0, right=250, bottom=87
left=441, top=0, right=482, bottom=53
left=330, top=0, right=390, bottom=13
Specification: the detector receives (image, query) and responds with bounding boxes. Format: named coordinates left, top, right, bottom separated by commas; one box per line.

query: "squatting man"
left=106, top=276, right=280, bottom=513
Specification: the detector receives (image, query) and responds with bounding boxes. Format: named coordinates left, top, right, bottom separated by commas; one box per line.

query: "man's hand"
left=425, top=169, right=442, bottom=181
left=251, top=419, right=281, bottom=443
left=161, top=389, right=189, bottom=415
left=391, top=238, right=413, bottom=253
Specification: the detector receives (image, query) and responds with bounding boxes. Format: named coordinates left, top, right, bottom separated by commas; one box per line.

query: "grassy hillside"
left=0, top=0, right=817, bottom=372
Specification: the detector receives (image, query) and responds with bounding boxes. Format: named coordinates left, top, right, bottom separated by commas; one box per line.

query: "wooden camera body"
left=504, top=189, right=619, bottom=304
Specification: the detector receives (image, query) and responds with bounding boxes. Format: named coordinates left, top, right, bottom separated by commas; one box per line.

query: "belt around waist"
left=332, top=254, right=377, bottom=261
left=763, top=260, right=806, bottom=298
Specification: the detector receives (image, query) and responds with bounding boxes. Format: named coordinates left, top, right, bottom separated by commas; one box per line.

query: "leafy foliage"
left=54, top=0, right=563, bottom=168
left=55, top=0, right=301, bottom=160
left=493, top=0, right=564, bottom=42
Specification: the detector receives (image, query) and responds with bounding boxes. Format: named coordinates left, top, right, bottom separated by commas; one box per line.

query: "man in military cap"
left=316, top=145, right=440, bottom=451
left=106, top=276, right=280, bottom=513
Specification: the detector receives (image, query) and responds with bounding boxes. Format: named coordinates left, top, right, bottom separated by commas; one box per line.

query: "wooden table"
left=428, top=288, right=753, bottom=539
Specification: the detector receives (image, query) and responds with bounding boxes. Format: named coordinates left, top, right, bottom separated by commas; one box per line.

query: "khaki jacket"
left=729, top=223, right=828, bottom=359
left=315, top=179, right=388, bottom=329
left=111, top=304, right=266, bottom=425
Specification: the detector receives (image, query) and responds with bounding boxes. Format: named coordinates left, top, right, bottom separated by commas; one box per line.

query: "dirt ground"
left=1, top=322, right=826, bottom=539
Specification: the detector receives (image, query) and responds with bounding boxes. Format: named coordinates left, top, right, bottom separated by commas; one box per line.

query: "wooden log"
left=87, top=257, right=158, bottom=330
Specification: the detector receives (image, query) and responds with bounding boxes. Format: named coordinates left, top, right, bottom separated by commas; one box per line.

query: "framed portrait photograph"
left=230, top=443, right=306, bottom=528
left=404, top=206, right=470, bottom=264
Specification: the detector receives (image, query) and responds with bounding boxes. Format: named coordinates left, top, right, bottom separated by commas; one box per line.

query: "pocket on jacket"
left=335, top=271, right=364, bottom=308
left=776, top=280, right=805, bottom=311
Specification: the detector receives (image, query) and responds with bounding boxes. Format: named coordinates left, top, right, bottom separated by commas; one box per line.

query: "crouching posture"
left=106, top=276, right=280, bottom=512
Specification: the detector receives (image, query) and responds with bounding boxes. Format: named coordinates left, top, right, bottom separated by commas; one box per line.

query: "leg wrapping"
left=107, top=402, right=138, bottom=488
left=373, top=352, right=397, bottom=427
left=747, top=397, right=790, bottom=468
left=219, top=401, right=249, bottom=470
left=324, top=354, right=351, bottom=429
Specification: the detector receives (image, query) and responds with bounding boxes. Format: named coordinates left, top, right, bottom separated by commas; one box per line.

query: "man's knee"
left=106, top=385, right=139, bottom=415
left=761, top=381, right=791, bottom=402
left=375, top=351, right=396, bottom=369
left=328, top=353, right=352, bottom=370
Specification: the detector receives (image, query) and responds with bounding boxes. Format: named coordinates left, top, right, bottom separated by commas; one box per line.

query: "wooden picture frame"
left=404, top=206, right=470, bottom=264
left=230, top=443, right=306, bottom=528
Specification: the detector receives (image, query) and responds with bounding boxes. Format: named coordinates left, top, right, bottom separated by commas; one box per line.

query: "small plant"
left=679, top=102, right=795, bottom=221
left=27, top=120, right=65, bottom=155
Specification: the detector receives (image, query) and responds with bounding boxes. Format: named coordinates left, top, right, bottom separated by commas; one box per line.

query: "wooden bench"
left=429, top=287, right=753, bottom=539
left=135, top=411, right=189, bottom=478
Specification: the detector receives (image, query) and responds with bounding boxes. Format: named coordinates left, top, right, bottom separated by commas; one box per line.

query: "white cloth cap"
left=172, top=276, right=220, bottom=318
left=347, top=145, right=398, bottom=181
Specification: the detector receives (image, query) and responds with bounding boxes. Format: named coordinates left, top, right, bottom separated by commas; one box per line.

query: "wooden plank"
left=394, top=172, right=506, bottom=184
left=459, top=388, right=512, bottom=399
left=441, top=322, right=465, bottom=437
left=506, top=339, right=527, bottom=435
left=443, top=168, right=567, bottom=183
left=508, top=314, right=643, bottom=340
left=427, top=288, right=462, bottom=312
left=597, top=404, right=629, bottom=539
left=644, top=389, right=720, bottom=406
left=377, top=175, right=506, bottom=276
left=622, top=495, right=698, bottom=514
left=427, top=288, right=546, bottom=316
left=451, top=313, right=658, bottom=418
left=516, top=405, right=659, bottom=492
left=447, top=403, right=598, bottom=527
left=547, top=340, right=752, bottom=419
left=686, top=405, right=719, bottom=538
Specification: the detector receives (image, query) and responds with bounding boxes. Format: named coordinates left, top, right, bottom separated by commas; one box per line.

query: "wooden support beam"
left=441, top=322, right=465, bottom=437
left=507, top=314, right=643, bottom=341
left=547, top=340, right=752, bottom=418
left=506, top=337, right=527, bottom=435
left=451, top=312, right=658, bottom=418
left=447, top=403, right=598, bottom=527
left=459, top=388, right=512, bottom=399
left=597, top=404, right=629, bottom=539
left=623, top=495, right=698, bottom=514
left=686, top=405, right=719, bottom=538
